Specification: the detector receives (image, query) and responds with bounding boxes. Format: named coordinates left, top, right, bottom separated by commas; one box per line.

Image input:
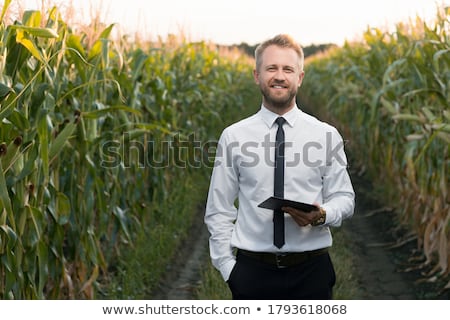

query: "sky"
left=17, top=0, right=446, bottom=46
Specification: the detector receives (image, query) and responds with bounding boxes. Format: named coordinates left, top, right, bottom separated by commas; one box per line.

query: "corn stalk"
left=0, top=2, right=257, bottom=298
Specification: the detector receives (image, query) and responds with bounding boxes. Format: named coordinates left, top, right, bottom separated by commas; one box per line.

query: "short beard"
left=261, top=88, right=296, bottom=110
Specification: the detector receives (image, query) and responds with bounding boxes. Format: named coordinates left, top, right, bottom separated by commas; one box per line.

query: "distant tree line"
left=220, top=42, right=337, bottom=59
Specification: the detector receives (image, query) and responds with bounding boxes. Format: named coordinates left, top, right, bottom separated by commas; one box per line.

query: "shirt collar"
left=259, top=104, right=300, bottom=128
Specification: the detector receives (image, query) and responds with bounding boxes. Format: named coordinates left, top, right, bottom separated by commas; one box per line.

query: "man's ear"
left=253, top=69, right=260, bottom=84
left=297, top=70, right=305, bottom=87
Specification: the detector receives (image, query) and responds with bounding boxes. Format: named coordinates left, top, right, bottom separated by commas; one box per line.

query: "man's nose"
left=274, top=69, right=286, bottom=80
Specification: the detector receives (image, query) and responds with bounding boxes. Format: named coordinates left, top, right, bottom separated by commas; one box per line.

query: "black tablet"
left=258, top=196, right=317, bottom=212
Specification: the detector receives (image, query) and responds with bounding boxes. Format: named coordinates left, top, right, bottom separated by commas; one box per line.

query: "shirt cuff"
left=322, top=204, right=332, bottom=225
left=220, top=259, right=236, bottom=282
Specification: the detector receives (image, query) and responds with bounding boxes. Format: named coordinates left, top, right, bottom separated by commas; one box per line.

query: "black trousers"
left=227, top=250, right=336, bottom=300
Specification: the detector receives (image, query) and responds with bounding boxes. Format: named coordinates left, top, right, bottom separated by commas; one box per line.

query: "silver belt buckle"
left=275, top=253, right=288, bottom=268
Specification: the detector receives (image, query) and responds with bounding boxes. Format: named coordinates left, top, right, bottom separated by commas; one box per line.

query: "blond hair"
left=254, top=34, right=304, bottom=72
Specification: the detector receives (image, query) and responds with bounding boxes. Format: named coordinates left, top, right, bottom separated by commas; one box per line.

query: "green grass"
left=100, top=170, right=210, bottom=299
left=329, top=227, right=363, bottom=299
left=196, top=263, right=232, bottom=300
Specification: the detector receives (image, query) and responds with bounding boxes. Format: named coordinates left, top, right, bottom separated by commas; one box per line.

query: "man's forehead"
left=262, top=46, right=298, bottom=66
left=262, top=46, right=298, bottom=60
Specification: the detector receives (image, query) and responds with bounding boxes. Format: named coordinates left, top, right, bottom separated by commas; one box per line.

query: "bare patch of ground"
left=343, top=172, right=449, bottom=300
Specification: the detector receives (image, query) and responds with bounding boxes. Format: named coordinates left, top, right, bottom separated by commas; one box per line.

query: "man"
left=204, top=34, right=355, bottom=299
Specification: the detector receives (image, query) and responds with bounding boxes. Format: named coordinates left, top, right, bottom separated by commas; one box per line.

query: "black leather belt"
left=237, top=248, right=329, bottom=268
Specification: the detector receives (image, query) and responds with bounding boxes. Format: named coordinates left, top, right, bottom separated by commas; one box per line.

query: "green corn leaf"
left=88, top=24, right=115, bottom=61
left=16, top=142, right=38, bottom=181
left=82, top=105, right=142, bottom=119
left=432, top=48, right=450, bottom=71
left=134, top=122, right=174, bottom=135
left=392, top=113, right=425, bottom=123
left=0, top=82, right=12, bottom=100
left=22, top=10, right=42, bottom=27
left=9, top=25, right=58, bottom=38
left=0, top=224, right=18, bottom=248
left=49, top=121, right=77, bottom=164
left=37, top=114, right=50, bottom=181
left=18, top=206, right=27, bottom=237
left=431, top=123, right=450, bottom=132
left=436, top=132, right=450, bottom=144
left=0, top=205, right=5, bottom=226
left=66, top=35, right=88, bottom=82
left=443, top=110, right=450, bottom=121
left=56, top=192, right=71, bottom=225
left=7, top=109, right=30, bottom=130
left=37, top=239, right=49, bottom=298
left=0, top=162, right=14, bottom=229
left=15, top=29, right=44, bottom=63
left=101, top=38, right=110, bottom=69
left=382, top=58, right=406, bottom=85
left=66, top=34, right=86, bottom=57
left=421, top=107, right=437, bottom=121
left=380, top=97, right=399, bottom=114
left=406, top=134, right=425, bottom=141
left=113, top=206, right=131, bottom=242
left=0, top=136, right=22, bottom=173
left=26, top=205, right=43, bottom=247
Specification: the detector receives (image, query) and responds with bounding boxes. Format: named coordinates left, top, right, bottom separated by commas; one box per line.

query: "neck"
left=263, top=101, right=296, bottom=115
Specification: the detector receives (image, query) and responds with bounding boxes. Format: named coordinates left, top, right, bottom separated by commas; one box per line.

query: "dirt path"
left=343, top=173, right=418, bottom=299
left=154, top=173, right=448, bottom=300
left=151, top=205, right=210, bottom=300
left=345, top=173, right=449, bottom=299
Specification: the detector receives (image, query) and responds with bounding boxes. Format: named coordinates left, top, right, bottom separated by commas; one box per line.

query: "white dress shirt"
left=204, top=105, right=355, bottom=281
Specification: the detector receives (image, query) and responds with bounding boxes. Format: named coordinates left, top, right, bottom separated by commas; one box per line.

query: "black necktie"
left=274, top=117, right=286, bottom=248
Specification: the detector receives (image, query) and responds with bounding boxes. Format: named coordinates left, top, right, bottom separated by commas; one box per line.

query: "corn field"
left=301, top=7, right=449, bottom=290
left=1, top=0, right=449, bottom=299
left=0, top=1, right=257, bottom=299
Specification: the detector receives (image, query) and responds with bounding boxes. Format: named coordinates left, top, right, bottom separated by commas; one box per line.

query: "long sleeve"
left=320, top=129, right=355, bottom=227
left=204, top=130, right=239, bottom=281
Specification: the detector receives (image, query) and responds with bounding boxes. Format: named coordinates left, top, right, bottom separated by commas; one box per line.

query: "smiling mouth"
left=271, top=85, right=287, bottom=89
